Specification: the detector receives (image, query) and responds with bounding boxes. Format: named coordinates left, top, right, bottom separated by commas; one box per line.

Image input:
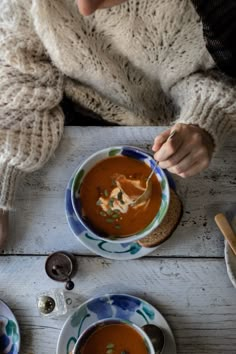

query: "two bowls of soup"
left=71, top=146, right=170, bottom=244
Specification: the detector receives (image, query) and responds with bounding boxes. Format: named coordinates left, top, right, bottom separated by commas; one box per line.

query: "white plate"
left=56, top=293, right=176, bottom=354
left=224, top=215, right=236, bottom=288
left=0, top=299, right=20, bottom=354
left=65, top=170, right=176, bottom=260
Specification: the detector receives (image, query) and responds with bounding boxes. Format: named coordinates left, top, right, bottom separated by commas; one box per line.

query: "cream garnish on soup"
left=78, top=323, right=149, bottom=354
left=79, top=156, right=161, bottom=237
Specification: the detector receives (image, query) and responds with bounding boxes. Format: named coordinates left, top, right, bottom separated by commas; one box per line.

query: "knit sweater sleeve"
left=170, top=69, right=236, bottom=149
left=0, top=0, right=64, bottom=210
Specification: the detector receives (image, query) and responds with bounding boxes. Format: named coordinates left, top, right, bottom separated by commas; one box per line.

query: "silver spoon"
left=114, top=129, right=176, bottom=208
left=131, top=129, right=177, bottom=206
left=142, top=324, right=165, bottom=354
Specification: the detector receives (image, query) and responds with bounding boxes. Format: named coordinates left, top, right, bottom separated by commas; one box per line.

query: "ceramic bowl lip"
left=71, top=145, right=170, bottom=244
left=72, top=317, right=155, bottom=354
left=0, top=299, right=21, bottom=353
left=225, top=241, right=236, bottom=288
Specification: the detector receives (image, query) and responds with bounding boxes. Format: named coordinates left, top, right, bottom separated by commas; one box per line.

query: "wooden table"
left=0, top=127, right=235, bottom=354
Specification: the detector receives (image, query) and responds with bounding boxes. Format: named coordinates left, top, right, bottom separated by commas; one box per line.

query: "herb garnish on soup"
left=79, top=156, right=161, bottom=238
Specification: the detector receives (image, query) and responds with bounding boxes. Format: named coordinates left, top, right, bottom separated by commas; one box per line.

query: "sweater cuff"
left=0, top=164, right=23, bottom=211
left=174, top=98, right=233, bottom=152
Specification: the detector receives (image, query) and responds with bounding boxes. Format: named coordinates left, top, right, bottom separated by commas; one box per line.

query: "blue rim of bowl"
left=0, top=299, right=21, bottom=354
left=71, top=146, right=170, bottom=244
left=56, top=293, right=176, bottom=354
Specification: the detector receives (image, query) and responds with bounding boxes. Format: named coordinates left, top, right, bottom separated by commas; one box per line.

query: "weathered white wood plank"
left=5, top=127, right=235, bottom=257
left=0, top=256, right=235, bottom=354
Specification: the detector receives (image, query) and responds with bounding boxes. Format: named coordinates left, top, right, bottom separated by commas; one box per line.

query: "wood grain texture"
left=0, top=256, right=235, bottom=354
left=5, top=127, right=235, bottom=257
left=1, top=127, right=235, bottom=354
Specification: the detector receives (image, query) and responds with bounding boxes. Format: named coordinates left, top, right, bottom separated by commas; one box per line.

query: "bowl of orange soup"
left=72, top=318, right=155, bottom=354
left=71, top=146, right=170, bottom=244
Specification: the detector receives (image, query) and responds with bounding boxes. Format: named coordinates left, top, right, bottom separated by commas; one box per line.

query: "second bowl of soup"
left=72, top=318, right=155, bottom=354
left=71, top=146, right=170, bottom=243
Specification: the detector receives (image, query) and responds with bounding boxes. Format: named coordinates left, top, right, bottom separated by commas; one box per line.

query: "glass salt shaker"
left=36, top=288, right=82, bottom=318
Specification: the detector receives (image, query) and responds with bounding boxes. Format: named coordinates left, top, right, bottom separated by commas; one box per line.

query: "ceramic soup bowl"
left=72, top=317, right=155, bottom=354
left=71, top=146, right=170, bottom=244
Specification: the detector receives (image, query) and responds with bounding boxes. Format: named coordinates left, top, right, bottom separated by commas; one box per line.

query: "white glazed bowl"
left=71, top=146, right=170, bottom=244
left=72, top=317, right=155, bottom=354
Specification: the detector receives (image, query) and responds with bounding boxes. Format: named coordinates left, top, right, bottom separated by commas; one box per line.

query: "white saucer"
left=65, top=170, right=176, bottom=260
left=56, top=293, right=176, bottom=354
left=0, top=299, right=20, bottom=354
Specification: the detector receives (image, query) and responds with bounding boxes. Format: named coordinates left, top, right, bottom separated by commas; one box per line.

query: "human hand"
left=152, top=123, right=214, bottom=177
left=0, top=209, right=8, bottom=249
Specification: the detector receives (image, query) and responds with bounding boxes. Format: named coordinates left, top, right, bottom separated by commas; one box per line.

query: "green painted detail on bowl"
left=136, top=309, right=150, bottom=323
left=142, top=215, right=157, bottom=234
left=98, top=241, right=114, bottom=252
left=142, top=304, right=155, bottom=320
left=74, top=169, right=85, bottom=195
left=108, top=148, right=121, bottom=157
left=141, top=193, right=168, bottom=234
left=157, top=199, right=168, bottom=223
left=67, top=310, right=91, bottom=354
left=66, top=336, right=77, bottom=354
left=6, top=320, right=19, bottom=343
left=162, top=193, right=167, bottom=202
left=77, top=314, right=91, bottom=338
left=113, top=242, right=141, bottom=255
left=71, top=308, right=90, bottom=328
left=160, top=178, right=166, bottom=191
left=128, top=243, right=142, bottom=255
left=84, top=233, right=97, bottom=241
left=84, top=234, right=142, bottom=254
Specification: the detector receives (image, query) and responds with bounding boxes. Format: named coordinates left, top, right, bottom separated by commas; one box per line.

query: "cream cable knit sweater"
left=0, top=0, right=235, bottom=210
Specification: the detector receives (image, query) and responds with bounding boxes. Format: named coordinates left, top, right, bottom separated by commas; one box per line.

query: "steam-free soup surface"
left=79, top=323, right=149, bottom=354
left=79, top=156, right=161, bottom=237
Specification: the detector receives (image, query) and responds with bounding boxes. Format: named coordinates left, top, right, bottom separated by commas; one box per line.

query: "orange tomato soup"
left=79, top=156, right=161, bottom=237
left=79, top=323, right=149, bottom=354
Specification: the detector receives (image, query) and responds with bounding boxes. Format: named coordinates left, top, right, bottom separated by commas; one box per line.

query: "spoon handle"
left=144, top=129, right=177, bottom=192
left=167, top=129, right=177, bottom=140
left=152, top=129, right=176, bottom=168
left=215, top=213, right=236, bottom=255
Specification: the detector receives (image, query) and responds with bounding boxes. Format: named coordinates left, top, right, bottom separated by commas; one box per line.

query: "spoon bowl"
left=131, top=160, right=157, bottom=206
left=142, top=324, right=165, bottom=354
left=127, top=129, right=176, bottom=207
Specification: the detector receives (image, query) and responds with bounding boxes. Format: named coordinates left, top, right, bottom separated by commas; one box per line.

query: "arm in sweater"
left=170, top=69, right=236, bottom=149
left=153, top=68, right=235, bottom=177
left=0, top=0, right=64, bottom=210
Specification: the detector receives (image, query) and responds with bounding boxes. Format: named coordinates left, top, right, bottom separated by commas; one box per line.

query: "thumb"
left=152, top=128, right=172, bottom=152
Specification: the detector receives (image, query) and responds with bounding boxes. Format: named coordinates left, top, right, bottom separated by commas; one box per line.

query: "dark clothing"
left=192, top=0, right=236, bottom=77
left=62, top=96, right=119, bottom=126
